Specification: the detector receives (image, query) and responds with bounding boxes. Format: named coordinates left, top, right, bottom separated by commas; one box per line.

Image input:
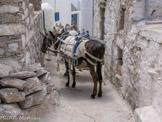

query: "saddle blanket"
left=59, top=36, right=89, bottom=59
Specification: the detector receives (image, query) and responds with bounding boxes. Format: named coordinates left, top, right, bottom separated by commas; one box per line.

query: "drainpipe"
left=145, top=0, right=149, bottom=21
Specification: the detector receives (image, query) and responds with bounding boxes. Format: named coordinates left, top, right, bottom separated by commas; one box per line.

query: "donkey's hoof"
left=98, top=93, right=102, bottom=97
left=72, top=83, right=76, bottom=88
left=91, top=94, right=95, bottom=99
left=65, top=83, right=69, bottom=87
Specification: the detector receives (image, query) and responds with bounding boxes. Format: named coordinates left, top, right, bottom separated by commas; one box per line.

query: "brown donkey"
left=41, top=31, right=105, bottom=98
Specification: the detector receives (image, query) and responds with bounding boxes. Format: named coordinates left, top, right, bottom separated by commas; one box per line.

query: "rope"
left=85, top=52, right=104, bottom=62
left=82, top=40, right=104, bottom=63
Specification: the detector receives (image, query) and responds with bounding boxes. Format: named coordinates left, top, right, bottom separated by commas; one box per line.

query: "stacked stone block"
left=29, top=0, right=41, bottom=11
left=0, top=63, right=55, bottom=117
left=0, top=0, right=43, bottom=66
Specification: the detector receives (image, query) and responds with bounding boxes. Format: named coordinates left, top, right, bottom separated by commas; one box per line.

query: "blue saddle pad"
left=62, top=32, right=69, bottom=36
left=75, top=37, right=82, bottom=42
left=73, top=41, right=81, bottom=55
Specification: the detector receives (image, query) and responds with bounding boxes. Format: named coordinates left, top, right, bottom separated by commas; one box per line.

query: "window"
left=55, top=12, right=60, bottom=21
left=71, top=14, right=78, bottom=25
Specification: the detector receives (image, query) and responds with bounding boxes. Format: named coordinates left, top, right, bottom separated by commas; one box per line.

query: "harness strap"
left=86, top=58, right=97, bottom=66
left=82, top=41, right=104, bottom=63
left=53, top=39, right=60, bottom=46
left=85, top=52, right=104, bottom=62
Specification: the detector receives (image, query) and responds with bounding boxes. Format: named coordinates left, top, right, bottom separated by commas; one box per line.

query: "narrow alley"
left=39, top=54, right=135, bottom=122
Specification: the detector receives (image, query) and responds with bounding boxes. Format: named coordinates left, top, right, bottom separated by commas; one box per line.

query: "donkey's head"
left=40, top=30, right=54, bottom=53
left=40, top=27, right=65, bottom=53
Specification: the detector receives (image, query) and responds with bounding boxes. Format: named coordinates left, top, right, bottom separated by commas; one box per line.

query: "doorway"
left=72, top=14, right=78, bottom=27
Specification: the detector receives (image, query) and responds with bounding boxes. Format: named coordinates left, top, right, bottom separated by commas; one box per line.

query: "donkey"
left=41, top=30, right=105, bottom=98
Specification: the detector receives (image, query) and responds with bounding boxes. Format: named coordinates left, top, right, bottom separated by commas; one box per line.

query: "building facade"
left=42, top=0, right=78, bottom=30
left=41, top=0, right=93, bottom=35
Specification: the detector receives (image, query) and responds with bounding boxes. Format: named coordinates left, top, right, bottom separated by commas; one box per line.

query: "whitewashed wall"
left=41, top=0, right=93, bottom=34
left=56, top=0, right=71, bottom=26
left=41, top=3, right=55, bottom=31
left=71, top=0, right=80, bottom=10
left=42, top=0, right=71, bottom=26
left=80, top=0, right=93, bottom=36
left=42, top=0, right=55, bottom=9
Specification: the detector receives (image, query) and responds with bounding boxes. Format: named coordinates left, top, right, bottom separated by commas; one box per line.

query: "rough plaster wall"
left=103, top=0, right=133, bottom=83
left=132, top=0, right=162, bottom=21
left=123, top=24, right=162, bottom=120
left=104, top=0, right=120, bottom=83
left=149, top=0, right=162, bottom=20
left=93, top=0, right=102, bottom=38
left=93, top=0, right=162, bottom=119
left=139, top=27, right=162, bottom=117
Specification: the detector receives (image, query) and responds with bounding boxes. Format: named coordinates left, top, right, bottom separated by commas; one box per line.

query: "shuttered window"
left=55, top=12, right=60, bottom=21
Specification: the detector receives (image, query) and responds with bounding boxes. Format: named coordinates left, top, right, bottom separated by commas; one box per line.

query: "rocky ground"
left=38, top=54, right=135, bottom=122
left=0, top=62, right=59, bottom=122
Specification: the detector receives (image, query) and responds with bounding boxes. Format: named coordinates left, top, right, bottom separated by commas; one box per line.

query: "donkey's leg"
left=56, top=54, right=60, bottom=71
left=97, top=62, right=103, bottom=97
left=41, top=53, right=45, bottom=67
left=89, top=65, right=98, bottom=99
left=65, top=61, right=70, bottom=87
left=64, top=61, right=68, bottom=76
left=72, top=65, right=76, bottom=88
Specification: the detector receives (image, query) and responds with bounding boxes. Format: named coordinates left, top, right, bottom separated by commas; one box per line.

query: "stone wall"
left=132, top=0, right=162, bottom=21
left=0, top=0, right=43, bottom=74
left=125, top=24, right=162, bottom=122
left=93, top=0, right=162, bottom=121
left=29, top=0, right=41, bottom=11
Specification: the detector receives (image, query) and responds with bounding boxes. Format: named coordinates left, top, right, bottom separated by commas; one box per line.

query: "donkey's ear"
left=53, top=27, right=56, bottom=31
left=49, top=31, right=55, bottom=38
left=44, top=28, right=48, bottom=35
left=40, top=31, right=45, bottom=37
left=59, top=28, right=64, bottom=34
